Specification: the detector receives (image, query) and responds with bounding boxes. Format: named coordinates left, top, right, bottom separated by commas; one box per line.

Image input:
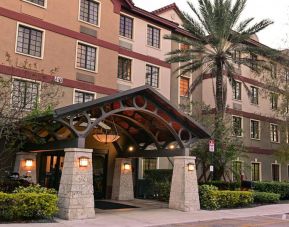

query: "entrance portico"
left=17, top=86, right=210, bottom=219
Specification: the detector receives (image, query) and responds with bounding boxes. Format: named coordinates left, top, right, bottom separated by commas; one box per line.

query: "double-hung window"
left=12, top=79, right=39, bottom=110
left=180, top=77, right=189, bottom=97
left=25, top=0, right=45, bottom=7
left=272, top=164, right=281, bottom=182
left=118, top=56, right=132, bottom=81
left=232, top=116, right=242, bottom=137
left=74, top=90, right=95, bottom=104
left=147, top=25, right=160, bottom=48
left=79, top=0, right=100, bottom=26
left=76, top=42, right=97, bottom=72
left=16, top=24, right=43, bottom=58
left=120, top=15, right=133, bottom=39
left=232, top=81, right=241, bottom=100
left=146, top=65, right=159, bottom=88
left=270, top=124, right=280, bottom=143
left=250, top=120, right=260, bottom=140
left=251, top=162, right=261, bottom=181
left=251, top=86, right=259, bottom=105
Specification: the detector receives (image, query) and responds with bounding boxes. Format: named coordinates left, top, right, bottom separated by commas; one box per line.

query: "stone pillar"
left=111, top=158, right=134, bottom=200
left=169, top=156, right=200, bottom=212
left=14, top=152, right=37, bottom=183
left=58, top=148, right=95, bottom=220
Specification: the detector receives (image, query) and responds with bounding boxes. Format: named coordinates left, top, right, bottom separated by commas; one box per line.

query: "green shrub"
left=0, top=179, right=31, bottom=193
left=144, top=169, right=172, bottom=183
left=199, top=181, right=241, bottom=191
left=0, top=192, right=58, bottom=220
left=155, top=181, right=170, bottom=202
left=253, top=182, right=289, bottom=200
left=199, top=185, right=253, bottom=210
left=253, top=191, right=280, bottom=204
left=14, top=184, right=57, bottom=194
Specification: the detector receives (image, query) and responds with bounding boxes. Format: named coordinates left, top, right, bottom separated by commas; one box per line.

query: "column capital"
left=64, top=148, right=93, bottom=153
left=173, top=156, right=196, bottom=160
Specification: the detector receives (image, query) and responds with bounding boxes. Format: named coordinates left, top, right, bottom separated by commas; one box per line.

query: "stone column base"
left=111, top=158, right=134, bottom=200
left=169, top=156, right=200, bottom=212
left=58, top=148, right=95, bottom=220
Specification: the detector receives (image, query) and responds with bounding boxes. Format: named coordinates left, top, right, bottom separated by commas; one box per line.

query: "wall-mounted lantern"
left=124, top=163, right=131, bottom=171
left=25, top=159, right=33, bottom=167
left=188, top=163, right=195, bottom=171
left=79, top=157, right=89, bottom=167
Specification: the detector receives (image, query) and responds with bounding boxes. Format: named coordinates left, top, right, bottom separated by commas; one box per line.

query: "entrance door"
left=39, top=151, right=64, bottom=191
left=92, top=154, right=107, bottom=199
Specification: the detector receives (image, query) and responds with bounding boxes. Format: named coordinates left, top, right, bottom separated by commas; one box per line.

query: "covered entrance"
left=17, top=86, right=210, bottom=220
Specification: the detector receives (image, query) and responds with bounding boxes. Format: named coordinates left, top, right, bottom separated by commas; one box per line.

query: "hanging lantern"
left=93, top=117, right=120, bottom=143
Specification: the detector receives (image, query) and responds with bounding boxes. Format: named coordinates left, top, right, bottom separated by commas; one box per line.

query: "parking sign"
left=209, top=140, right=215, bottom=152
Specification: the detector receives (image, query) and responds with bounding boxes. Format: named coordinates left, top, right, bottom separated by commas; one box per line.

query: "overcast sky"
left=133, top=0, right=289, bottom=50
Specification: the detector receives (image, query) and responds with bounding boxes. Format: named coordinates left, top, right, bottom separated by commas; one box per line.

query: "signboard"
left=209, top=139, right=215, bottom=152
left=210, top=165, right=214, bottom=172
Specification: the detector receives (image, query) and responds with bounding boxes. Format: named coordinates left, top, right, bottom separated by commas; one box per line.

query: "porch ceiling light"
left=93, top=117, right=120, bottom=143
left=188, top=163, right=195, bottom=171
left=168, top=144, right=175, bottom=150
left=128, top=146, right=134, bottom=152
left=79, top=157, right=89, bottom=167
left=25, top=159, right=33, bottom=167
left=93, top=134, right=120, bottom=143
left=124, top=163, right=131, bottom=170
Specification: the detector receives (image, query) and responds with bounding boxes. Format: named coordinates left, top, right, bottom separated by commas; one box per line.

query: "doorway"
left=92, top=153, right=108, bottom=200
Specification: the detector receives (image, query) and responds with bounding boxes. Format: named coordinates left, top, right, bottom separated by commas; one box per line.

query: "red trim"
left=0, top=64, right=117, bottom=95
left=246, top=146, right=275, bottom=155
left=152, top=3, right=183, bottom=18
left=0, top=7, right=171, bottom=69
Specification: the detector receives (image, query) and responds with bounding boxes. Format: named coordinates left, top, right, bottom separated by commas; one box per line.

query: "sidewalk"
left=2, top=203, right=289, bottom=227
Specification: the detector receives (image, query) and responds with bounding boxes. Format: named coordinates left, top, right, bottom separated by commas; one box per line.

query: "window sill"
left=119, top=35, right=134, bottom=42
left=117, top=78, right=132, bottom=84
left=76, top=67, right=97, bottom=74
left=232, top=99, right=242, bottom=102
left=146, top=44, right=161, bottom=51
left=251, top=138, right=261, bottom=141
left=78, top=19, right=100, bottom=28
left=270, top=141, right=280, bottom=144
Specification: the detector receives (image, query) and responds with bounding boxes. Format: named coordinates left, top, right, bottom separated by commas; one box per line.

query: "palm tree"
left=164, top=0, right=282, bottom=180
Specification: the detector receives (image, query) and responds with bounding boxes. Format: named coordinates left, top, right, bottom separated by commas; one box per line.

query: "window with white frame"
left=251, top=162, right=261, bottom=181
left=270, top=124, right=280, bottom=143
left=143, top=158, right=157, bottom=177
left=76, top=42, right=97, bottom=72
left=25, top=0, right=45, bottom=7
left=16, top=24, right=43, bottom=58
left=272, top=163, right=280, bottom=181
left=147, top=25, right=160, bottom=48
left=250, top=86, right=259, bottom=105
left=120, top=14, right=133, bottom=39
left=12, top=79, right=39, bottom=110
left=270, top=93, right=278, bottom=110
left=232, top=80, right=241, bottom=100
left=146, top=65, right=159, bottom=88
left=232, top=116, right=242, bottom=137
left=74, top=90, right=95, bottom=104
left=79, top=0, right=100, bottom=26
left=118, top=56, right=132, bottom=81
left=250, top=120, right=260, bottom=140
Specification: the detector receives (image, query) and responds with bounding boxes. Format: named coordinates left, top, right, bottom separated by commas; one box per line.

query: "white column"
left=169, top=156, right=200, bottom=212
left=111, top=158, right=134, bottom=200
left=58, top=148, right=95, bottom=220
left=14, top=152, right=37, bottom=183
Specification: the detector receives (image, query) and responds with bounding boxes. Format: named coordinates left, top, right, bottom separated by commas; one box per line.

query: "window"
left=74, top=90, right=95, bottom=104
left=120, top=15, right=133, bottom=39
left=180, top=77, right=189, bottom=97
left=232, top=116, right=242, bottom=137
left=180, top=44, right=190, bottom=50
left=232, top=161, right=243, bottom=181
left=232, top=81, right=241, bottom=100
left=143, top=158, right=157, bottom=173
left=147, top=25, right=160, bottom=48
left=250, top=120, right=260, bottom=140
left=250, top=53, right=257, bottom=70
left=76, top=42, right=97, bottom=72
left=251, top=86, right=259, bottom=105
left=272, top=163, right=280, bottom=182
left=12, top=79, right=39, bottom=110
left=118, top=56, right=132, bottom=81
left=270, top=124, right=280, bottom=143
left=25, top=0, right=45, bottom=7
left=270, top=63, right=277, bottom=78
left=79, top=0, right=100, bottom=26
left=251, top=162, right=261, bottom=181
left=233, top=50, right=241, bottom=65
left=270, top=93, right=278, bottom=110
left=16, top=24, right=43, bottom=58
left=146, top=65, right=159, bottom=88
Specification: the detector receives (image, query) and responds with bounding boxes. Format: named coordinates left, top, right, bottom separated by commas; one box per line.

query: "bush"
left=144, top=169, right=172, bottom=183
left=253, top=191, right=280, bottom=204
left=14, top=184, right=57, bottom=194
left=0, top=178, right=31, bottom=193
left=199, top=185, right=253, bottom=210
left=253, top=182, right=289, bottom=200
left=0, top=192, right=58, bottom=221
left=199, top=181, right=241, bottom=191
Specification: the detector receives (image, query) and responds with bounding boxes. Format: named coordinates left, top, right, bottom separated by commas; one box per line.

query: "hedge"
left=199, top=181, right=241, bottom=191
left=144, top=169, right=173, bottom=183
left=0, top=192, right=58, bottom=221
left=253, top=191, right=280, bottom=204
left=253, top=182, right=289, bottom=200
left=199, top=185, right=253, bottom=210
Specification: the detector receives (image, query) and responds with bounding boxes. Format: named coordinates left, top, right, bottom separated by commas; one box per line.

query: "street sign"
left=210, top=165, right=214, bottom=172
left=209, top=139, right=215, bottom=152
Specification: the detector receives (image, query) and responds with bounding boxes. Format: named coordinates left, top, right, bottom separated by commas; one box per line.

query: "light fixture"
left=25, top=159, right=33, bottom=167
left=188, top=163, right=195, bottom=171
left=79, top=157, right=89, bottom=167
left=93, top=118, right=120, bottom=143
left=124, top=163, right=131, bottom=170
left=128, top=146, right=134, bottom=152
left=169, top=144, right=175, bottom=150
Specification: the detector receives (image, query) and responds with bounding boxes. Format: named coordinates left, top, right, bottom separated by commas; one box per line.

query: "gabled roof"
left=152, top=3, right=183, bottom=18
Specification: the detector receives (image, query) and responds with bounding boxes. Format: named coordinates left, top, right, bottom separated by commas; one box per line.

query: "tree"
left=164, top=0, right=282, bottom=180
left=0, top=53, right=63, bottom=173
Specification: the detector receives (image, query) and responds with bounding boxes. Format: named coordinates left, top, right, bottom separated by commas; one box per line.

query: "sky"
left=133, top=0, right=289, bottom=50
